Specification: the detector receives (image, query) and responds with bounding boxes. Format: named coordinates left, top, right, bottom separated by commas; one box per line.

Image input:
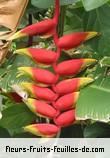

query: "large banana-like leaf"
left=76, top=66, right=110, bottom=122
left=0, top=104, right=36, bottom=136
left=32, top=0, right=79, bottom=8
left=82, top=0, right=109, bottom=11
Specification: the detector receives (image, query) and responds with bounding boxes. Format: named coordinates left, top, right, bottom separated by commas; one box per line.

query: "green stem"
left=58, top=5, right=67, bottom=37
left=27, top=14, right=33, bottom=47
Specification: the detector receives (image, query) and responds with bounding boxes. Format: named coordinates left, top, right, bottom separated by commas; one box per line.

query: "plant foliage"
left=0, top=0, right=110, bottom=138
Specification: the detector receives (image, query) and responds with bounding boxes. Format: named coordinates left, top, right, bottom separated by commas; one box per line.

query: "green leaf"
left=100, top=56, right=110, bottom=67
left=84, top=122, right=110, bottom=138
left=76, top=66, right=110, bottom=122
left=83, top=4, right=110, bottom=58
left=60, top=124, right=84, bottom=138
left=64, top=4, right=110, bottom=58
left=32, top=0, right=79, bottom=8
left=0, top=127, right=11, bottom=138
left=0, top=104, right=36, bottom=136
left=0, top=68, right=31, bottom=92
left=64, top=7, right=84, bottom=34
left=0, top=55, right=35, bottom=91
left=82, top=0, right=109, bottom=11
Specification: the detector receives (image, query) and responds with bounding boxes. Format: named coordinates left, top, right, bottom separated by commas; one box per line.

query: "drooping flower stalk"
left=9, top=0, right=98, bottom=138
left=53, top=0, right=60, bottom=24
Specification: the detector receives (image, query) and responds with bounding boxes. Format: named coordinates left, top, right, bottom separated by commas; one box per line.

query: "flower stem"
left=28, top=14, right=33, bottom=47
left=53, top=0, right=60, bottom=24
left=58, top=5, right=67, bottom=37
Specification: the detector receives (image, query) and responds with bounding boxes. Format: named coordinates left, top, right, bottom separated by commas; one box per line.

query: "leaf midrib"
left=90, top=85, right=110, bottom=93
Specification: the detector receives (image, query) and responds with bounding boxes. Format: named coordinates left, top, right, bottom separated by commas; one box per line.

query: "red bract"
left=24, top=123, right=60, bottom=137
left=20, top=82, right=58, bottom=101
left=9, top=19, right=56, bottom=40
left=54, top=109, right=76, bottom=127
left=25, top=98, right=59, bottom=119
left=54, top=77, right=94, bottom=95
left=54, top=92, right=79, bottom=111
left=17, top=67, right=57, bottom=86
left=55, top=59, right=97, bottom=76
left=57, top=32, right=98, bottom=50
left=16, top=48, right=57, bottom=66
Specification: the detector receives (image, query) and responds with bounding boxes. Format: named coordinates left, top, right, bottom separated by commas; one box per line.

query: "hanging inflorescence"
left=9, top=0, right=98, bottom=138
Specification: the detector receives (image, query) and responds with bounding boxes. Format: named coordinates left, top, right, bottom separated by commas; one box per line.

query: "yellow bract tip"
left=25, top=98, right=35, bottom=105
left=84, top=58, right=97, bottom=66
left=8, top=31, right=26, bottom=41
left=75, top=92, right=80, bottom=100
left=23, top=125, right=46, bottom=137
left=85, top=32, right=98, bottom=40
left=79, top=77, right=94, bottom=88
left=16, top=48, right=31, bottom=57
left=17, top=67, right=33, bottom=77
left=23, top=125, right=38, bottom=136
left=20, top=82, right=33, bottom=95
left=73, top=92, right=80, bottom=107
left=24, top=98, right=36, bottom=113
left=20, top=82, right=32, bottom=88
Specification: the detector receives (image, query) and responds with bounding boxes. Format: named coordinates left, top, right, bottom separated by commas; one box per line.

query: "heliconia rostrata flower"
left=54, top=77, right=94, bottom=95
left=57, top=32, right=98, bottom=50
left=25, top=98, right=59, bottom=119
left=24, top=124, right=60, bottom=137
left=17, top=67, right=57, bottom=86
left=9, top=0, right=98, bottom=137
left=9, top=19, right=56, bottom=40
left=15, top=48, right=57, bottom=66
left=54, top=92, right=79, bottom=111
left=20, top=82, right=58, bottom=101
left=55, top=59, right=97, bottom=76
left=54, top=110, right=76, bottom=127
